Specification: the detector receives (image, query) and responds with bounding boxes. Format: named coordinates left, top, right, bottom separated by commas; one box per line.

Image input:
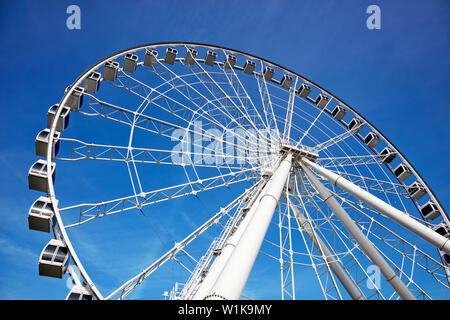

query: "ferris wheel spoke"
left=190, top=58, right=272, bottom=145
left=295, top=96, right=329, bottom=148
left=325, top=169, right=409, bottom=197
left=292, top=175, right=367, bottom=300
left=311, top=122, right=364, bottom=153
left=80, top=92, right=265, bottom=161
left=288, top=210, right=336, bottom=300
left=143, top=61, right=264, bottom=152
left=106, top=183, right=257, bottom=300
left=313, top=185, right=431, bottom=299
left=181, top=180, right=268, bottom=299
left=276, top=195, right=297, bottom=300
left=117, top=68, right=240, bottom=137
left=145, top=61, right=263, bottom=150
left=282, top=78, right=298, bottom=144
left=333, top=193, right=450, bottom=289
left=316, top=195, right=430, bottom=300
left=304, top=120, right=412, bottom=214
left=298, top=163, right=417, bottom=300
left=151, top=57, right=264, bottom=149
left=327, top=215, right=432, bottom=299
left=271, top=110, right=342, bottom=154
left=255, top=64, right=281, bottom=142
left=82, top=92, right=192, bottom=134
left=289, top=187, right=364, bottom=299
left=316, top=154, right=384, bottom=168
left=303, top=158, right=450, bottom=255
left=283, top=196, right=342, bottom=300
left=297, top=177, right=386, bottom=299
left=55, top=137, right=259, bottom=170
left=60, top=166, right=260, bottom=228
left=217, top=49, right=272, bottom=136
left=125, top=91, right=153, bottom=198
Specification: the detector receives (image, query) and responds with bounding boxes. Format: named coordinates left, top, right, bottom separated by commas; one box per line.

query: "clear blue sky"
left=0, top=0, right=449, bottom=299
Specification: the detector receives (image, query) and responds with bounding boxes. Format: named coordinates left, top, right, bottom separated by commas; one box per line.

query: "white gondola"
left=224, top=54, right=237, bottom=69
left=28, top=196, right=57, bottom=233
left=348, top=118, right=363, bottom=134
left=433, top=223, right=449, bottom=238
left=28, top=159, right=56, bottom=193
left=144, top=49, right=158, bottom=67
left=102, top=60, right=119, bottom=81
left=364, top=132, right=380, bottom=148
left=315, top=94, right=330, bottom=109
left=379, top=147, right=396, bottom=164
left=205, top=50, right=217, bottom=66
left=164, top=47, right=178, bottom=65
left=65, top=86, right=84, bottom=111
left=39, top=239, right=69, bottom=278
left=407, top=181, right=426, bottom=199
left=394, top=163, right=412, bottom=181
left=243, top=60, right=256, bottom=74
left=123, top=53, right=138, bottom=73
left=296, top=83, right=311, bottom=98
left=83, top=71, right=101, bottom=93
left=280, top=74, right=293, bottom=89
left=420, top=201, right=441, bottom=220
left=263, top=66, right=274, bottom=81
left=35, top=129, right=60, bottom=159
left=331, top=105, right=346, bottom=121
left=66, top=286, right=93, bottom=300
left=184, top=48, right=197, bottom=65
left=47, top=104, right=70, bottom=132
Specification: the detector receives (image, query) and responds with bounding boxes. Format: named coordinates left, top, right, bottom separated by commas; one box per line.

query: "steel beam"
left=204, top=153, right=293, bottom=300
left=302, top=158, right=450, bottom=255
left=299, top=161, right=416, bottom=300
left=288, top=198, right=365, bottom=300
left=192, top=180, right=270, bottom=299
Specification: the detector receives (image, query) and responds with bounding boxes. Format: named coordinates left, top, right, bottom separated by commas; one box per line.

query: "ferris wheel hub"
left=280, top=144, right=318, bottom=162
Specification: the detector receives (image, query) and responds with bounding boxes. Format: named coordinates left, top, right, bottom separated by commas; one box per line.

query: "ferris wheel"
left=27, top=42, right=450, bottom=300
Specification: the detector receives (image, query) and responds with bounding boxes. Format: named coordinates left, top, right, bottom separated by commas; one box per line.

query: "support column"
left=299, top=161, right=416, bottom=300
left=192, top=180, right=270, bottom=300
left=204, top=153, right=293, bottom=300
left=288, top=199, right=365, bottom=300
left=302, top=158, right=450, bottom=255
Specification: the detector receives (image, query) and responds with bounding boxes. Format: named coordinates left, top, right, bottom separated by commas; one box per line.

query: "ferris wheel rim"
left=42, top=41, right=448, bottom=300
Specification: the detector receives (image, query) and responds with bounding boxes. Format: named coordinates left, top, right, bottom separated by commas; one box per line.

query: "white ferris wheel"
left=28, top=42, right=450, bottom=300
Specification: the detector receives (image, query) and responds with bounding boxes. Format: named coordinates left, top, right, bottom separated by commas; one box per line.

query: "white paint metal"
left=288, top=199, right=365, bottom=300
left=302, top=158, right=450, bottom=255
left=192, top=181, right=270, bottom=299
left=300, top=161, right=416, bottom=300
left=205, top=153, right=293, bottom=300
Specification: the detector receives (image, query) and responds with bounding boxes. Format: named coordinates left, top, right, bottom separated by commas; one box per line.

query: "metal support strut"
left=191, top=180, right=270, bottom=299
left=288, top=199, right=365, bottom=300
left=203, top=153, right=293, bottom=300
left=299, top=161, right=416, bottom=300
left=302, top=158, right=450, bottom=255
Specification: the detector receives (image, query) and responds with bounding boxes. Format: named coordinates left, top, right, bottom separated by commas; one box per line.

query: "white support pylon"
left=302, top=158, right=450, bottom=255
left=204, top=153, right=293, bottom=300
left=299, top=161, right=416, bottom=300
left=288, top=198, right=365, bottom=300
left=191, top=180, right=270, bottom=300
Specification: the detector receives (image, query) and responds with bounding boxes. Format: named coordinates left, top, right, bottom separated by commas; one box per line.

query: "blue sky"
left=0, top=0, right=449, bottom=299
